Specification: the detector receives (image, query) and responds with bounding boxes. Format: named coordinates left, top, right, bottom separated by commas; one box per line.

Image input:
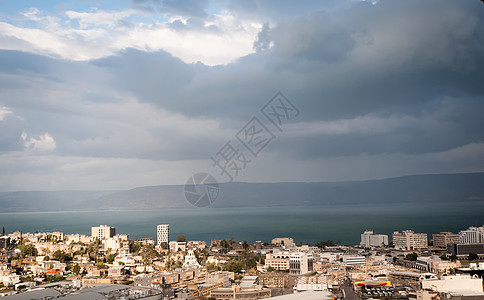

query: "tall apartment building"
left=432, top=232, right=460, bottom=248
left=91, top=225, right=116, bottom=240
left=360, top=230, right=389, bottom=247
left=392, top=230, right=428, bottom=250
left=289, top=252, right=313, bottom=275
left=459, top=226, right=484, bottom=244
left=157, top=224, right=169, bottom=246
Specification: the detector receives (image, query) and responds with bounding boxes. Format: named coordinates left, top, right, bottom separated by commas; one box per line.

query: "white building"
left=343, top=256, right=366, bottom=266
left=421, top=274, right=483, bottom=294
left=91, top=225, right=116, bottom=240
left=182, top=249, right=201, bottom=269
left=206, top=271, right=231, bottom=288
left=103, top=235, right=129, bottom=255
left=170, top=241, right=186, bottom=252
left=289, top=252, right=312, bottom=275
left=361, top=230, right=389, bottom=247
left=156, top=224, right=169, bottom=246
left=392, top=230, right=428, bottom=250
left=459, top=226, right=484, bottom=244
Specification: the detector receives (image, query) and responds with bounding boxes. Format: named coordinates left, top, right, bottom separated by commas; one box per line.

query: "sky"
left=0, top=0, right=484, bottom=191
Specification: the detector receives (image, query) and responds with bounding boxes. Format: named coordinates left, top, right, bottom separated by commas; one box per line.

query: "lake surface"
left=1, top=202, right=483, bottom=245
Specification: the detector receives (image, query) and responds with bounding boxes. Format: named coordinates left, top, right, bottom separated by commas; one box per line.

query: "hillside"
left=1, top=172, right=483, bottom=212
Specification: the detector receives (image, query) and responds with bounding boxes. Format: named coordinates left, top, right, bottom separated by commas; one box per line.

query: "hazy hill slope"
left=1, top=173, right=483, bottom=212
left=82, top=172, right=484, bottom=210
left=0, top=190, right=116, bottom=212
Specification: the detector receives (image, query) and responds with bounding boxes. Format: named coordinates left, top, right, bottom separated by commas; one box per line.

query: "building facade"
left=392, top=230, right=428, bottom=250
left=157, top=224, right=169, bottom=246
left=265, top=253, right=290, bottom=271
left=91, top=225, right=116, bottom=240
left=432, top=232, right=460, bottom=248
left=342, top=256, right=366, bottom=266
left=459, top=226, right=484, bottom=244
left=289, top=252, right=313, bottom=275
left=271, top=238, right=295, bottom=247
left=360, top=230, right=389, bottom=247
left=447, top=243, right=484, bottom=256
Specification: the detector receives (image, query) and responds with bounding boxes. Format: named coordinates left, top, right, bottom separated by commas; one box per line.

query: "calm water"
left=1, top=202, right=483, bottom=245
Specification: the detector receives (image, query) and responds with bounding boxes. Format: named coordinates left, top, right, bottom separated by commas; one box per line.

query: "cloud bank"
left=0, top=0, right=483, bottom=191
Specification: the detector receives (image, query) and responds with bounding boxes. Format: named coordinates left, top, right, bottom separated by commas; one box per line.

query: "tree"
left=316, top=240, right=335, bottom=248
left=129, top=241, right=142, bottom=254
left=140, top=245, right=161, bottom=264
left=405, top=252, right=418, bottom=261
left=177, top=235, right=186, bottom=242
left=267, top=266, right=275, bottom=272
left=73, top=263, right=81, bottom=275
left=96, top=262, right=107, bottom=269
left=19, top=244, right=37, bottom=257
left=107, top=253, right=116, bottom=264
left=224, top=260, right=243, bottom=273
left=53, top=250, right=69, bottom=262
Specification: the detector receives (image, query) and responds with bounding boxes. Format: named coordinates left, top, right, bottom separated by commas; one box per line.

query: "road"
left=341, top=279, right=360, bottom=300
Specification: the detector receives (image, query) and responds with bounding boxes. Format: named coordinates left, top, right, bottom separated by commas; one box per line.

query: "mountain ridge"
left=1, top=172, right=483, bottom=212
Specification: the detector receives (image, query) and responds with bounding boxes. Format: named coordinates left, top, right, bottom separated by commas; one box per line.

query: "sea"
left=1, top=202, right=483, bottom=245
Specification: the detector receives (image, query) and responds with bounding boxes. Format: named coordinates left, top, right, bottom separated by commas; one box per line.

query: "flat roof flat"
left=2, top=288, right=62, bottom=300
left=270, top=290, right=336, bottom=300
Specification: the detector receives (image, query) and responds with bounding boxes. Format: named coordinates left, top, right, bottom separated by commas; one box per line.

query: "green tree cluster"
left=18, top=244, right=38, bottom=257
left=405, top=252, right=418, bottom=261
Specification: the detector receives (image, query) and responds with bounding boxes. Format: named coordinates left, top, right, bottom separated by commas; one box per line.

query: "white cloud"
left=22, top=132, right=56, bottom=152
left=0, top=8, right=262, bottom=65
left=0, top=106, right=13, bottom=120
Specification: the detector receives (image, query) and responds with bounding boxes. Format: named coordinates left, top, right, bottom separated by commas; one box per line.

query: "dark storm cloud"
left=219, top=0, right=359, bottom=21
left=1, top=0, right=484, bottom=190
left=98, top=0, right=484, bottom=160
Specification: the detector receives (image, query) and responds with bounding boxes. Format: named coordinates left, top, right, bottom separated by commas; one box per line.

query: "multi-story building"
left=91, top=225, right=115, bottom=240
left=205, top=271, right=232, bottom=288
left=157, top=224, right=169, bottom=246
left=289, top=252, right=313, bottom=275
left=360, top=230, right=388, bottom=247
left=392, top=230, right=428, bottom=250
left=447, top=243, right=484, bottom=256
left=342, top=255, right=366, bottom=266
left=66, top=234, right=94, bottom=244
left=271, top=237, right=295, bottom=247
left=432, top=232, right=460, bottom=248
left=265, top=253, right=290, bottom=271
left=170, top=241, right=186, bottom=252
left=103, top=234, right=130, bottom=255
left=459, top=226, right=484, bottom=244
